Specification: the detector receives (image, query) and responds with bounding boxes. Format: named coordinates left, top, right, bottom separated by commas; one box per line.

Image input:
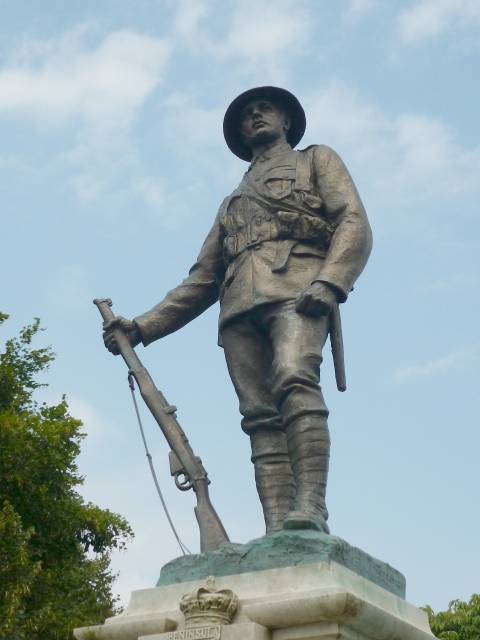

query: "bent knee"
left=272, top=356, right=321, bottom=397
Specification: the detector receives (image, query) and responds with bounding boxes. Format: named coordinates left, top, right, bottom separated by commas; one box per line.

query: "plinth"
left=74, top=532, right=435, bottom=640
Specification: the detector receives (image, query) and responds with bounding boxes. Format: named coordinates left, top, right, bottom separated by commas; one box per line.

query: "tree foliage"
left=0, top=314, right=133, bottom=639
left=424, top=595, right=480, bottom=640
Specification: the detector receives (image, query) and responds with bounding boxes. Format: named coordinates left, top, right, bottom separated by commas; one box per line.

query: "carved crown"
left=180, top=579, right=238, bottom=628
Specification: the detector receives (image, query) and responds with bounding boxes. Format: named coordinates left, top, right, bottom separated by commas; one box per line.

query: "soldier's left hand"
left=295, top=282, right=338, bottom=317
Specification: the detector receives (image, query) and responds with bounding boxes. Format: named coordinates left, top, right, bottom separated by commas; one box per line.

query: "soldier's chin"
left=245, top=129, right=276, bottom=147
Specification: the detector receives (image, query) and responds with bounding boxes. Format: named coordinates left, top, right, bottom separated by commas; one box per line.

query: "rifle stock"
left=93, top=298, right=229, bottom=553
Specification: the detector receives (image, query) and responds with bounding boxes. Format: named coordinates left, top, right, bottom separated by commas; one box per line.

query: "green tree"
left=0, top=313, right=133, bottom=639
left=424, top=594, right=480, bottom=640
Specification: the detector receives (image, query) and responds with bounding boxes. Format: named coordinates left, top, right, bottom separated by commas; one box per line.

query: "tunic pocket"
left=264, top=178, right=293, bottom=199
left=262, top=165, right=296, bottom=200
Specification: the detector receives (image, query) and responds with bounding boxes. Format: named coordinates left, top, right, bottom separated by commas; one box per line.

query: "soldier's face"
left=240, top=99, right=290, bottom=148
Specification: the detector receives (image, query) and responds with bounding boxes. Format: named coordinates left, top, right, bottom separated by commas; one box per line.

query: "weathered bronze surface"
left=103, top=86, right=372, bottom=536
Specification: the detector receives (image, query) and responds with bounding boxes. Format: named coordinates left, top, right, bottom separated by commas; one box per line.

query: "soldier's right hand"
left=103, top=316, right=141, bottom=355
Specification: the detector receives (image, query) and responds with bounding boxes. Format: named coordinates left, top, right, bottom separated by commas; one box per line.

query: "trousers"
left=221, top=300, right=330, bottom=436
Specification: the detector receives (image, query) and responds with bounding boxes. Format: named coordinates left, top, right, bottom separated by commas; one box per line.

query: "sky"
left=1, top=0, right=479, bottom=615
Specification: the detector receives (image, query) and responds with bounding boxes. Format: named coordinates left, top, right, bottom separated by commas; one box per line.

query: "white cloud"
left=173, top=0, right=210, bottom=39
left=67, top=396, right=108, bottom=436
left=419, top=273, right=480, bottom=293
left=134, top=177, right=167, bottom=209
left=156, top=92, right=242, bottom=216
left=0, top=26, right=171, bottom=198
left=161, top=92, right=223, bottom=149
left=214, top=1, right=310, bottom=60
left=392, top=113, right=480, bottom=194
left=396, top=344, right=480, bottom=380
left=397, top=0, right=480, bottom=44
left=304, top=82, right=480, bottom=205
left=0, top=28, right=170, bottom=125
left=345, top=0, right=379, bottom=20
left=172, top=0, right=312, bottom=81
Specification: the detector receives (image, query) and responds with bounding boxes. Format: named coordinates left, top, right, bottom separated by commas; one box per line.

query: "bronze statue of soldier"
left=104, top=86, right=372, bottom=536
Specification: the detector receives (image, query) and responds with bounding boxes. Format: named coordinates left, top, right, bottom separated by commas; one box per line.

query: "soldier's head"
left=223, top=86, right=306, bottom=162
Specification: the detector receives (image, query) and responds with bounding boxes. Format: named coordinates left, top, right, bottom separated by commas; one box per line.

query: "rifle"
left=93, top=298, right=229, bottom=553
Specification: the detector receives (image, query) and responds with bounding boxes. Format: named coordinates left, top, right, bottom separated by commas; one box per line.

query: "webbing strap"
left=295, top=149, right=312, bottom=192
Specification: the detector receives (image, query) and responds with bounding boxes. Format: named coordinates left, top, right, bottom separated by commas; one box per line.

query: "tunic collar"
left=250, top=140, right=292, bottom=166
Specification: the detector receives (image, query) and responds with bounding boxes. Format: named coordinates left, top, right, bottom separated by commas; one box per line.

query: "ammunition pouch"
left=223, top=209, right=334, bottom=264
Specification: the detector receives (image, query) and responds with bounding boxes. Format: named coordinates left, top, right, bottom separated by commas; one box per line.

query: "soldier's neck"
left=250, top=137, right=291, bottom=161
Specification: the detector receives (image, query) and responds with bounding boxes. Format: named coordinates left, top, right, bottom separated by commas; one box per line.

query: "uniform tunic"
left=134, top=141, right=372, bottom=347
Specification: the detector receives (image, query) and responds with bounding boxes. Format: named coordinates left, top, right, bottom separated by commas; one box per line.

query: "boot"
left=251, top=430, right=295, bottom=535
left=283, top=415, right=330, bottom=533
left=254, top=455, right=296, bottom=534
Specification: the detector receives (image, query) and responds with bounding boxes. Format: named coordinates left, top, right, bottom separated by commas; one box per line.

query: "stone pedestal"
left=74, top=533, right=435, bottom=640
